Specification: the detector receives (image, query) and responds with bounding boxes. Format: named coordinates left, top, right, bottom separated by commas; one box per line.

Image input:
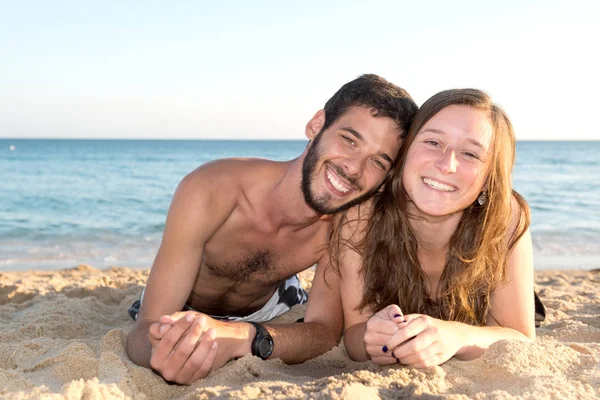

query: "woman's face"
left=402, top=104, right=493, bottom=218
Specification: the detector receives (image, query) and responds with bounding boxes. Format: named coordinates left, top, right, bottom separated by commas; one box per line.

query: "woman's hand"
left=387, top=314, right=464, bottom=368
left=363, top=304, right=407, bottom=365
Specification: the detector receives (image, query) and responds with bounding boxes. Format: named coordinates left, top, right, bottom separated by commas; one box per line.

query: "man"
left=126, top=74, right=417, bottom=384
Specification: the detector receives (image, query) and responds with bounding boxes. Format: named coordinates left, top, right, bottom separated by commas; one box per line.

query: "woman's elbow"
left=524, top=328, right=536, bottom=341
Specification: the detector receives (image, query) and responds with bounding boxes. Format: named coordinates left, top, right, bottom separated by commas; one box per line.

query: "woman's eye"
left=463, top=152, right=480, bottom=160
left=425, top=140, right=440, bottom=147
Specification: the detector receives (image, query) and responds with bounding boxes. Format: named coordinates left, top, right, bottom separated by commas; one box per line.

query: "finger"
left=370, top=354, right=398, bottom=365
left=366, top=342, right=407, bottom=361
left=384, top=316, right=428, bottom=351
left=366, top=317, right=402, bottom=336
left=149, top=313, right=196, bottom=372
left=364, top=331, right=398, bottom=347
left=189, top=332, right=220, bottom=383
left=177, top=327, right=216, bottom=384
left=164, top=315, right=209, bottom=376
left=149, top=322, right=161, bottom=340
left=399, top=314, right=421, bottom=323
left=149, top=322, right=173, bottom=341
left=398, top=344, right=444, bottom=367
left=160, top=311, right=195, bottom=324
left=384, top=304, right=405, bottom=321
left=391, top=326, right=437, bottom=360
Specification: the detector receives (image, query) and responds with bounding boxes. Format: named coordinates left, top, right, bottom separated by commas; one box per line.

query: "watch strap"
left=248, top=321, right=273, bottom=360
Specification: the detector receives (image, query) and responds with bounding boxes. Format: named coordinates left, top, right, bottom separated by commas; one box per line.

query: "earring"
left=477, top=191, right=487, bottom=206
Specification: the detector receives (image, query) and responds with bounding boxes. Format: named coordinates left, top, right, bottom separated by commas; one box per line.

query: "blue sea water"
left=1, top=139, right=599, bottom=271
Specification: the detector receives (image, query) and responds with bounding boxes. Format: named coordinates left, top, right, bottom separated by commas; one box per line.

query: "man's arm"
left=125, top=164, right=236, bottom=368
left=264, top=252, right=344, bottom=363
left=157, top=250, right=345, bottom=369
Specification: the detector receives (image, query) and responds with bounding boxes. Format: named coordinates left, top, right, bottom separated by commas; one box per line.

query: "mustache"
left=326, top=162, right=361, bottom=190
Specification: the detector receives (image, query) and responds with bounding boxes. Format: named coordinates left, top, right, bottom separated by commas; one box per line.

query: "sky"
left=1, top=0, right=598, bottom=140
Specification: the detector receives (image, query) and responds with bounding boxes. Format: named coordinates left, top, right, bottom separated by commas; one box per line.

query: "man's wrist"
left=247, top=321, right=274, bottom=360
left=231, top=321, right=255, bottom=359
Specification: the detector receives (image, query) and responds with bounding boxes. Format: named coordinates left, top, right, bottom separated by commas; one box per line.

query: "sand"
left=0, top=266, right=598, bottom=399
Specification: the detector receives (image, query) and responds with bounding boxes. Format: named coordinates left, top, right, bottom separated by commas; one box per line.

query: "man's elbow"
left=125, top=325, right=151, bottom=368
left=324, top=328, right=342, bottom=350
left=305, top=320, right=342, bottom=352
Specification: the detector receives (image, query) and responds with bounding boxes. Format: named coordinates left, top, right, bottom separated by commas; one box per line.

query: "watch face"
left=259, top=336, right=274, bottom=357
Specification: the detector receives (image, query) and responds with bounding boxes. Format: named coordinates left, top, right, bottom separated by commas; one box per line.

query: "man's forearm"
left=126, top=324, right=152, bottom=368
left=266, top=322, right=341, bottom=364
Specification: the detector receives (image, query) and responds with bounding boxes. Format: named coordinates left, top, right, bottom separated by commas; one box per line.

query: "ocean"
left=1, top=139, right=599, bottom=271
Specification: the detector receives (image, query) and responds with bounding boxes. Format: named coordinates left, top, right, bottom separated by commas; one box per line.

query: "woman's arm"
left=338, top=217, right=372, bottom=361
left=448, top=225, right=537, bottom=360
left=337, top=205, right=401, bottom=364
left=386, top=201, right=536, bottom=366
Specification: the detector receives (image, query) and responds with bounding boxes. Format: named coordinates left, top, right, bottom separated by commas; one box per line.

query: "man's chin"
left=307, top=198, right=358, bottom=215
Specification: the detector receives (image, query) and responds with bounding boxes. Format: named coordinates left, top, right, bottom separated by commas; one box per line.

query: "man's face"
left=301, top=106, right=402, bottom=214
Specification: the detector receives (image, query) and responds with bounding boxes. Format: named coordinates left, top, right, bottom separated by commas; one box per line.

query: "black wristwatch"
left=248, top=321, right=274, bottom=360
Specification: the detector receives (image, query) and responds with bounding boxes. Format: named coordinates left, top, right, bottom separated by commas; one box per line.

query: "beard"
left=301, top=133, right=381, bottom=215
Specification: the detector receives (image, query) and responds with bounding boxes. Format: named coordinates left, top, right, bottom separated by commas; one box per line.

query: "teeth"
left=327, top=169, right=350, bottom=193
left=423, top=178, right=456, bottom=192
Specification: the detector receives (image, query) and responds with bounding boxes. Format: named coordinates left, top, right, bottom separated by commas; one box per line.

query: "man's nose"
left=435, top=149, right=458, bottom=174
left=342, top=156, right=365, bottom=178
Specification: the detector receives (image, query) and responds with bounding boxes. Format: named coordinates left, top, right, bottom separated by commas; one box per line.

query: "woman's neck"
left=408, top=206, right=462, bottom=253
left=408, top=204, right=464, bottom=296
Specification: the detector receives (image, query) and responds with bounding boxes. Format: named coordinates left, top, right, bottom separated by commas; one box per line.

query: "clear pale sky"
left=1, top=0, right=598, bottom=140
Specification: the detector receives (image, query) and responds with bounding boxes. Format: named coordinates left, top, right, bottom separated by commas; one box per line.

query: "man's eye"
left=373, top=159, right=386, bottom=170
left=342, top=136, right=356, bottom=146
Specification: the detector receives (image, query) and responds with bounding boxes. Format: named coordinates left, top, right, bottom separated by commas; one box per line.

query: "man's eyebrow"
left=342, top=127, right=394, bottom=164
left=421, top=128, right=486, bottom=151
left=341, top=127, right=364, bottom=143
left=378, top=152, right=394, bottom=164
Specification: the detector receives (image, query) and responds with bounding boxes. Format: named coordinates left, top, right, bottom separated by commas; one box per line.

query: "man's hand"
left=148, top=311, right=254, bottom=384
left=364, top=304, right=406, bottom=365
left=147, top=312, right=219, bottom=384
left=386, top=314, right=463, bottom=368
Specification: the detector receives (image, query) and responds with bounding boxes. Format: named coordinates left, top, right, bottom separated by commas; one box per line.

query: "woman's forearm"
left=451, top=321, right=534, bottom=360
left=343, top=322, right=370, bottom=361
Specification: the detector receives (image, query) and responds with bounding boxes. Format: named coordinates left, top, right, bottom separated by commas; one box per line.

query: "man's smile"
left=325, top=164, right=356, bottom=195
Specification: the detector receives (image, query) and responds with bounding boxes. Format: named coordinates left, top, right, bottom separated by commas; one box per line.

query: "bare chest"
left=202, top=222, right=327, bottom=286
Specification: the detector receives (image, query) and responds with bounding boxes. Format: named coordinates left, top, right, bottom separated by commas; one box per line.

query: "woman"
left=334, top=88, right=537, bottom=367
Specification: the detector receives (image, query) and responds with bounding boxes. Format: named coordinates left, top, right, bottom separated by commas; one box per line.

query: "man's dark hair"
left=321, top=74, right=417, bottom=137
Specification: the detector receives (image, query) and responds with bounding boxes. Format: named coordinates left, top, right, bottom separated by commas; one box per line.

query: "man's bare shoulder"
left=186, top=158, right=288, bottom=188
left=172, top=158, right=289, bottom=222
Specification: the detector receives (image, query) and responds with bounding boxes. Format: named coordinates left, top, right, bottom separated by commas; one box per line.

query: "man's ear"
left=305, top=109, right=325, bottom=140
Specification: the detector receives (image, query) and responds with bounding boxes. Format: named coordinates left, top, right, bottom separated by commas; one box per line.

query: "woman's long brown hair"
left=330, top=89, right=531, bottom=325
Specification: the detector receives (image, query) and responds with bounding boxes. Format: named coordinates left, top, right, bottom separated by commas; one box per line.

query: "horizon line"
left=1, top=137, right=599, bottom=142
